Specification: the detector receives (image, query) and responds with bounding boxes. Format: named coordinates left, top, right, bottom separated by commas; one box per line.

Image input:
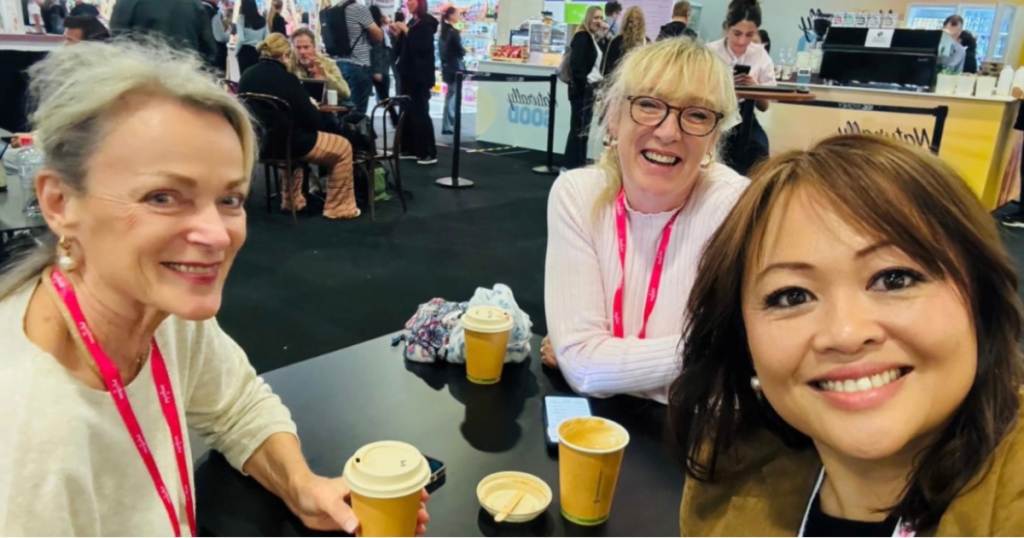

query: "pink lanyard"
left=612, top=191, right=682, bottom=339
left=49, top=269, right=196, bottom=537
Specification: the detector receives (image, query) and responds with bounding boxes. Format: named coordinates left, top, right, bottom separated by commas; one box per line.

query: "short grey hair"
left=0, top=38, right=258, bottom=302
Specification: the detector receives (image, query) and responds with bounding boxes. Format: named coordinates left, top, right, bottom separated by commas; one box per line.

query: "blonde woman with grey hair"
left=542, top=38, right=748, bottom=403
left=0, top=39, right=429, bottom=535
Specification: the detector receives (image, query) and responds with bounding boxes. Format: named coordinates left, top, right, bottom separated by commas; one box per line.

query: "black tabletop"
left=194, top=334, right=684, bottom=537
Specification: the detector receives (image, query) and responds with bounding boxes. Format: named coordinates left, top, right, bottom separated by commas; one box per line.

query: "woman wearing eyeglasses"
left=542, top=38, right=748, bottom=403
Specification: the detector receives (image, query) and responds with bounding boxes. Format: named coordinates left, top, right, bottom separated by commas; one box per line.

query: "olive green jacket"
left=681, top=403, right=1024, bottom=536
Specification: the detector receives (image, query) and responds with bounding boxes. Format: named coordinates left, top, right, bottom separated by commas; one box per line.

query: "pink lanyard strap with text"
left=612, top=191, right=682, bottom=339
left=50, top=269, right=196, bottom=537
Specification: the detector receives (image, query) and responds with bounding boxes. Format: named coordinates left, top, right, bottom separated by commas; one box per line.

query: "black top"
left=803, top=494, right=901, bottom=538
left=110, top=0, right=217, bottom=65
left=237, top=58, right=323, bottom=158
left=397, top=15, right=439, bottom=91
left=43, top=3, right=67, bottom=35
left=69, top=3, right=100, bottom=17
left=961, top=31, right=978, bottom=74
left=270, top=13, right=287, bottom=36
left=658, top=20, right=698, bottom=41
left=602, top=34, right=649, bottom=77
left=568, top=31, right=605, bottom=99
left=440, top=22, right=465, bottom=72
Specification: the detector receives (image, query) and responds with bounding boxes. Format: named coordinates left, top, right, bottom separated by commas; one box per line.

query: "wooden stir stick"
left=494, top=490, right=527, bottom=523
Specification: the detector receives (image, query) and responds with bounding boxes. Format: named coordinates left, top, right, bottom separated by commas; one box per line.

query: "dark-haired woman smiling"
left=671, top=134, right=1024, bottom=536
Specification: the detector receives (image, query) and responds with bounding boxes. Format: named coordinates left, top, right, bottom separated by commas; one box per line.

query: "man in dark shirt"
left=658, top=1, right=698, bottom=41
left=110, top=0, right=217, bottom=65
left=63, top=14, right=110, bottom=43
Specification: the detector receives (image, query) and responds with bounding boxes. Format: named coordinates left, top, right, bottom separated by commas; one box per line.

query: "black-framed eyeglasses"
left=626, top=96, right=724, bottom=137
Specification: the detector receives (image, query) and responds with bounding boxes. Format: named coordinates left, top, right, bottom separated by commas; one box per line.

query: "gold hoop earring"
left=700, top=153, right=715, bottom=168
left=57, top=236, right=78, bottom=273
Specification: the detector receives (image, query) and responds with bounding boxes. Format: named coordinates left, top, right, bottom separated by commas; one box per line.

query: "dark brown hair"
left=290, top=27, right=316, bottom=45
left=668, top=134, right=1024, bottom=530
left=724, top=0, right=761, bottom=29
left=944, top=14, right=965, bottom=28
left=605, top=1, right=623, bottom=17
left=673, top=1, right=692, bottom=19
left=64, top=15, right=109, bottom=41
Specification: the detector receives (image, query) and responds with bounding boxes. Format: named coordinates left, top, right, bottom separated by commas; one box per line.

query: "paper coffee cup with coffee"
left=460, top=306, right=514, bottom=385
left=343, top=441, right=430, bottom=537
left=327, top=90, right=339, bottom=106
left=558, top=417, right=630, bottom=526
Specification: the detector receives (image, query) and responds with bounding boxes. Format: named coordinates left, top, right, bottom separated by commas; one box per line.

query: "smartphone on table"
left=733, top=64, right=752, bottom=76
left=542, top=396, right=593, bottom=450
left=424, top=455, right=446, bottom=494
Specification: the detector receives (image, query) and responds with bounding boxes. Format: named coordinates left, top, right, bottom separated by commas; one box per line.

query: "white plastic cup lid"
left=342, top=441, right=431, bottom=499
left=461, top=306, right=514, bottom=333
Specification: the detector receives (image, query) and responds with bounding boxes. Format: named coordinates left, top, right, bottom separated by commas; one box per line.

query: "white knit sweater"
left=544, top=164, right=749, bottom=403
left=0, top=279, right=297, bottom=536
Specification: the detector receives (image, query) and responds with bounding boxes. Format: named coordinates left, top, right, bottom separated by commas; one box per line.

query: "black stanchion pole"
left=533, top=73, right=560, bottom=175
left=437, top=71, right=474, bottom=188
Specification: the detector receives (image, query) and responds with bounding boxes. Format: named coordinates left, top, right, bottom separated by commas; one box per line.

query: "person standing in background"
left=323, top=0, right=384, bottom=115
left=201, top=0, right=230, bottom=74
left=564, top=6, right=609, bottom=171
left=942, top=15, right=968, bottom=73
left=110, top=0, right=218, bottom=65
left=658, top=1, right=698, bottom=41
left=369, top=6, right=400, bottom=126
left=26, top=0, right=45, bottom=34
left=268, top=0, right=287, bottom=35
left=604, top=1, right=622, bottom=37
left=394, top=0, right=438, bottom=165
left=603, top=7, right=647, bottom=77
left=960, top=30, right=978, bottom=74
left=440, top=6, right=466, bottom=136
left=42, top=0, right=68, bottom=35
left=754, top=28, right=770, bottom=53
left=708, top=0, right=776, bottom=174
left=390, top=10, right=405, bottom=98
left=234, top=0, right=268, bottom=76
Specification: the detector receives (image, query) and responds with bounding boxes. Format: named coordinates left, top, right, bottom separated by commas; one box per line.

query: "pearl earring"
left=57, top=236, right=77, bottom=273
left=700, top=153, right=716, bottom=168
left=750, top=376, right=762, bottom=393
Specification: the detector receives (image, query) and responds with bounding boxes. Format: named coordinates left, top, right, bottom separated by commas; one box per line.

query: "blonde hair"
left=619, top=7, right=647, bottom=52
left=258, top=32, right=293, bottom=59
left=593, top=38, right=739, bottom=207
left=576, top=5, right=604, bottom=35
left=0, top=38, right=258, bottom=302
left=268, top=0, right=282, bottom=27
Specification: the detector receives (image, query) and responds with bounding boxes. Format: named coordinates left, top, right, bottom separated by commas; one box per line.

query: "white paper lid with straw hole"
left=342, top=441, right=431, bottom=499
left=460, top=306, right=514, bottom=333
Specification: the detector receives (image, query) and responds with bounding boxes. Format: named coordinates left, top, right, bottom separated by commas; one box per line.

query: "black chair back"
left=237, top=93, right=292, bottom=161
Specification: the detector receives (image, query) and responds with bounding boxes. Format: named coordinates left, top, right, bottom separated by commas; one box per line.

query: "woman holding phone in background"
left=707, top=0, right=775, bottom=174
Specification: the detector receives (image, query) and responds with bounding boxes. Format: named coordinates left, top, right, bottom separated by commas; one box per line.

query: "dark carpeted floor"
left=218, top=146, right=556, bottom=374
left=219, top=147, right=1024, bottom=375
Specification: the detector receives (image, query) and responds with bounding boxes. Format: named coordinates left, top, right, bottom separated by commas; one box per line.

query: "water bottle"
left=13, top=135, right=44, bottom=217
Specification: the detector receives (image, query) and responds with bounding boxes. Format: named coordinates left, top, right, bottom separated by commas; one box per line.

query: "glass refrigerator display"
left=528, top=22, right=567, bottom=54
left=992, top=4, right=1017, bottom=60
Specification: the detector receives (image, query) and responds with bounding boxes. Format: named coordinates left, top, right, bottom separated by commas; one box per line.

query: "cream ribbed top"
left=544, top=164, right=748, bottom=403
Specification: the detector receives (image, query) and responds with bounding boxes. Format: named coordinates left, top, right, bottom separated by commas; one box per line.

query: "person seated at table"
left=63, top=14, right=110, bottom=44
left=708, top=0, right=776, bottom=174
left=238, top=34, right=360, bottom=219
left=291, top=27, right=350, bottom=100
left=0, top=38, right=428, bottom=535
left=542, top=38, right=748, bottom=404
left=671, top=134, right=1024, bottom=536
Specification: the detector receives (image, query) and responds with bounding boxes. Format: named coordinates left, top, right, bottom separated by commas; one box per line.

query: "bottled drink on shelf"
left=13, top=135, right=44, bottom=217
